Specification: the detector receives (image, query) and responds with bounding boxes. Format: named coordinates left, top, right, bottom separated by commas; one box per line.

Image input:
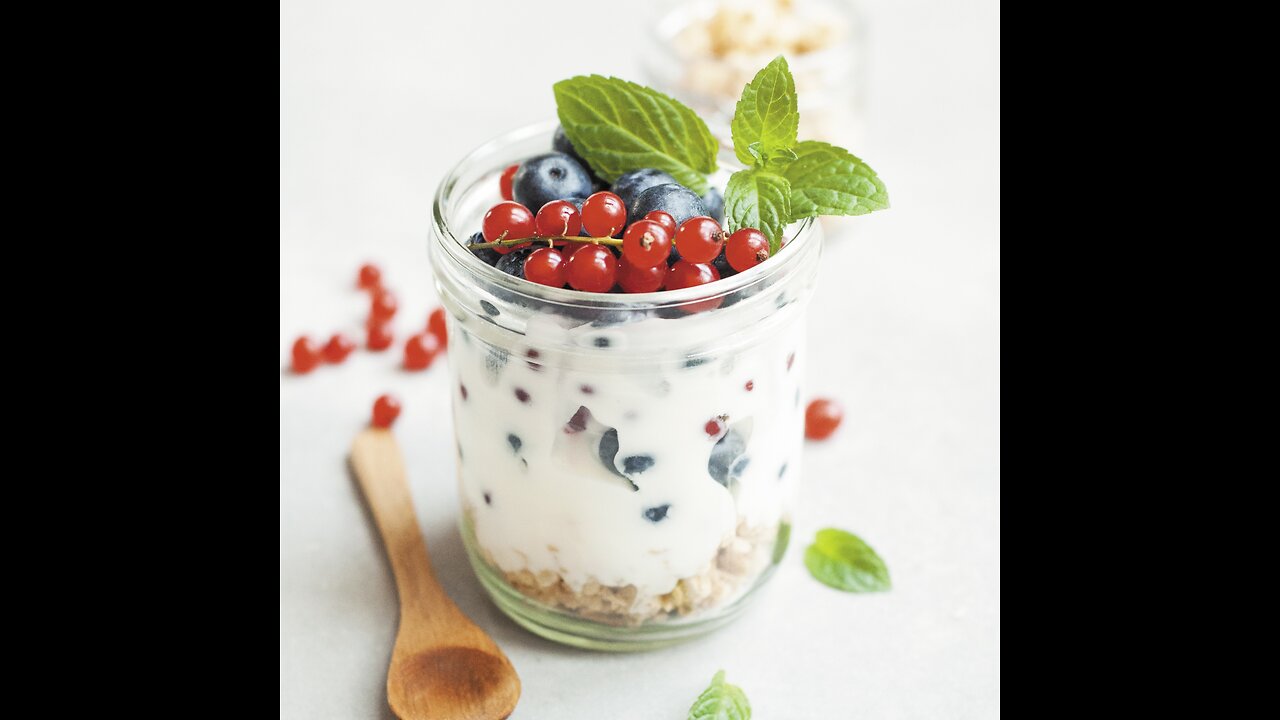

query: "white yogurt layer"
left=450, top=303, right=806, bottom=608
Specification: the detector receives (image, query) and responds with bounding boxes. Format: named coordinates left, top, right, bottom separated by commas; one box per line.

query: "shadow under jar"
left=430, top=122, right=822, bottom=651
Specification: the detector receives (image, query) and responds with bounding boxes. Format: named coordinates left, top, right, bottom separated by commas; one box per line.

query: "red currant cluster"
left=477, top=171, right=772, bottom=299
left=289, top=262, right=451, bottom=375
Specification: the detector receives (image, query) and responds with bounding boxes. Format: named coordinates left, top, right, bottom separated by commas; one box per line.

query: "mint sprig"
left=554, top=75, right=718, bottom=194
left=725, top=55, right=889, bottom=252
left=687, top=670, right=751, bottom=720
left=804, top=528, right=891, bottom=593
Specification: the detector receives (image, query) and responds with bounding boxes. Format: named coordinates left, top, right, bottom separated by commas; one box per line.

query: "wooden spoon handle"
left=351, top=428, right=453, bottom=617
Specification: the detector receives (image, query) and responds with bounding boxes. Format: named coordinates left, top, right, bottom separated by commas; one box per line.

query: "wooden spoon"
left=351, top=427, right=521, bottom=720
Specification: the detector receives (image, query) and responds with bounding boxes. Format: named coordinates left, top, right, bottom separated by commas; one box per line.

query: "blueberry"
left=507, top=433, right=522, bottom=453
left=597, top=428, right=638, bottom=491
left=731, top=456, right=750, bottom=476
left=708, top=428, right=748, bottom=487
left=514, top=388, right=530, bottom=403
left=484, top=347, right=508, bottom=383
left=552, top=126, right=606, bottom=187
left=469, top=231, right=501, bottom=265
left=643, top=504, right=671, bottom=522
left=483, top=491, right=492, bottom=506
left=622, top=455, right=655, bottom=474
left=495, top=246, right=534, bottom=279
left=564, top=197, right=592, bottom=236
left=593, top=337, right=611, bottom=348
left=612, top=168, right=677, bottom=211
left=711, top=250, right=736, bottom=280
left=684, top=356, right=710, bottom=368
left=702, top=187, right=725, bottom=223
left=512, top=152, right=594, bottom=212
left=629, top=183, right=707, bottom=226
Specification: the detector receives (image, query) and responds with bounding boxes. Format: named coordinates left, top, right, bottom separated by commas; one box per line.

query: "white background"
left=280, top=0, right=999, bottom=717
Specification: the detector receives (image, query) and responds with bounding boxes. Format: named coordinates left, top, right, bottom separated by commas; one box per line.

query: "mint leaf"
left=688, top=670, right=751, bottom=720
left=725, top=168, right=791, bottom=253
left=554, top=75, right=717, bottom=194
left=804, top=528, right=891, bottom=593
left=731, top=55, right=798, bottom=167
left=783, top=140, right=889, bottom=218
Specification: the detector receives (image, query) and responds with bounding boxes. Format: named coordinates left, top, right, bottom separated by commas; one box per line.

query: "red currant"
left=621, top=219, right=672, bottom=269
left=566, top=244, right=618, bottom=292
left=673, top=217, right=725, bottom=264
left=726, top=228, right=770, bottom=272
left=367, top=321, right=393, bottom=351
left=581, top=192, right=627, bottom=238
left=617, top=257, right=668, bottom=293
left=322, top=333, right=356, bottom=364
left=404, top=332, right=442, bottom=371
left=291, top=336, right=322, bottom=374
left=705, top=418, right=725, bottom=437
left=666, top=260, right=723, bottom=313
left=372, top=394, right=402, bottom=428
left=535, top=200, right=583, bottom=238
left=482, top=201, right=536, bottom=246
left=427, top=307, right=448, bottom=348
left=499, top=164, right=519, bottom=201
left=805, top=398, right=844, bottom=440
left=370, top=289, right=398, bottom=321
left=357, top=263, right=381, bottom=290
left=645, top=210, right=677, bottom=236
left=523, top=247, right=569, bottom=287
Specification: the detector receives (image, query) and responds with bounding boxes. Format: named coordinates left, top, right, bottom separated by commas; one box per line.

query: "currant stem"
left=469, top=235, right=624, bottom=250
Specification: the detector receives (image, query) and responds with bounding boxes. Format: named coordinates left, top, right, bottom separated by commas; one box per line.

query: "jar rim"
left=430, top=120, right=818, bottom=311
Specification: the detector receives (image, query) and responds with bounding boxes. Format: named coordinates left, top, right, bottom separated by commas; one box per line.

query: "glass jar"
left=429, top=122, right=822, bottom=650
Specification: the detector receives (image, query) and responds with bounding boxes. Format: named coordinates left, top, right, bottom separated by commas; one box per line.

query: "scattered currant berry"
left=357, top=263, right=382, bottom=290
left=805, top=398, right=844, bottom=440
left=617, top=257, right=668, bottom=293
left=370, top=288, right=398, bottom=321
left=366, top=321, right=394, bottom=351
left=726, top=228, right=770, bottom=272
left=499, top=164, right=519, bottom=201
left=644, top=210, right=677, bottom=236
left=291, top=336, right=322, bottom=374
left=426, top=307, right=448, bottom=348
left=404, top=332, right=442, bottom=371
left=523, top=247, right=569, bottom=287
left=322, top=333, right=356, bottom=364
left=622, top=219, right=672, bottom=269
left=535, top=200, right=583, bottom=238
left=372, top=394, right=402, bottom=428
left=705, top=417, right=726, bottom=437
left=673, top=217, right=725, bottom=264
left=482, top=201, right=536, bottom=247
left=581, top=192, right=627, bottom=238
left=566, top=244, right=618, bottom=292
left=745, top=379, right=755, bottom=391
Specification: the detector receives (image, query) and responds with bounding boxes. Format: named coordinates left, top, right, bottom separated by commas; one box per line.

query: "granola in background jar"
left=644, top=0, right=865, bottom=149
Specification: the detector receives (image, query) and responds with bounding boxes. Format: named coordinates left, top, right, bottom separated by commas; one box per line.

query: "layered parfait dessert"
left=429, top=57, right=887, bottom=647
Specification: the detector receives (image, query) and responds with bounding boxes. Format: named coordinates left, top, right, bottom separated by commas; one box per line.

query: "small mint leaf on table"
left=725, top=168, right=791, bottom=254
left=687, top=670, right=751, bottom=720
left=783, top=140, right=890, bottom=219
left=554, top=75, right=717, bottom=195
left=731, top=55, right=798, bottom=167
left=804, top=528, right=891, bottom=593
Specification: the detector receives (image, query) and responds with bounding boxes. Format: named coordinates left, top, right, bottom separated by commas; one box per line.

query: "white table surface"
left=280, top=0, right=1000, bottom=717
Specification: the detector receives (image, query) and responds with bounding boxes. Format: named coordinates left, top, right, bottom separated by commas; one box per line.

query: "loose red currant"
left=622, top=219, right=672, bottom=269
left=617, top=257, right=668, bottom=293
left=535, top=200, right=583, bottom=238
left=322, top=333, right=356, bottom=364
left=726, top=228, right=771, bottom=272
left=499, top=164, right=519, bottom=201
left=370, top=289, right=398, bottom=321
left=705, top=418, right=725, bottom=437
left=566, top=244, right=619, bottom=292
left=426, top=307, right=448, bottom=348
left=523, top=247, right=569, bottom=287
left=581, top=192, right=627, bottom=238
left=482, top=201, right=536, bottom=246
left=357, top=263, right=382, bottom=290
left=673, top=217, right=725, bottom=264
left=291, top=336, right=322, bottom=374
left=372, top=394, right=401, bottom=428
left=645, top=210, right=677, bottom=236
left=367, top=321, right=394, bottom=351
left=666, top=260, right=723, bottom=313
left=404, top=332, right=442, bottom=371
left=805, top=398, right=844, bottom=440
